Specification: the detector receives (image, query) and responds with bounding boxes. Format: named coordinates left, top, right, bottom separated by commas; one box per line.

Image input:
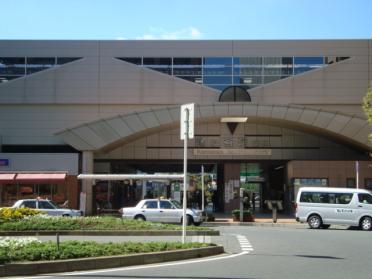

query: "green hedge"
left=0, top=240, right=213, bottom=264
left=0, top=216, right=208, bottom=231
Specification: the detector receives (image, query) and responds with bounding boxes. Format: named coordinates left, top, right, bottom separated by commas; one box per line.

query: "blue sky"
left=1, top=0, right=371, bottom=40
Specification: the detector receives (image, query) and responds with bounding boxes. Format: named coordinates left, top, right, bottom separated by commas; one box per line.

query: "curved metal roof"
left=55, top=103, right=372, bottom=152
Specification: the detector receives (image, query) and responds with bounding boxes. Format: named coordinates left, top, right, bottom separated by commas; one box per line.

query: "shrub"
left=0, top=207, right=41, bottom=222
left=0, top=216, right=209, bottom=231
left=0, top=239, right=214, bottom=263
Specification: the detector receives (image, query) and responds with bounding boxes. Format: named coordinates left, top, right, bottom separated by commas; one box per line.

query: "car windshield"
left=171, top=200, right=182, bottom=209
left=47, top=200, right=60, bottom=209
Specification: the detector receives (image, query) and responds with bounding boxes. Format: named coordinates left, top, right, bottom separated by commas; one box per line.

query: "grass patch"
left=0, top=239, right=214, bottom=264
left=0, top=216, right=210, bottom=231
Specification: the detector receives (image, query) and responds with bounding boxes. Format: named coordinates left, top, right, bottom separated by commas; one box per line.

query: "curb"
left=0, top=230, right=219, bottom=236
left=204, top=222, right=307, bottom=228
left=0, top=246, right=224, bottom=277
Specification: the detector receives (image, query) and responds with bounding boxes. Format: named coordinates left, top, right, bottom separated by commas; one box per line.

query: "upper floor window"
left=26, top=57, right=56, bottom=74
left=0, top=57, right=82, bottom=84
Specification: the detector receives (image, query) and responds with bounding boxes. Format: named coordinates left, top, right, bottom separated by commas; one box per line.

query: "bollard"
left=272, top=206, right=277, bottom=223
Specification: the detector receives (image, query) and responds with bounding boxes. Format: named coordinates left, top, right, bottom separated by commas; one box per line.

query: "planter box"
left=232, top=214, right=255, bottom=222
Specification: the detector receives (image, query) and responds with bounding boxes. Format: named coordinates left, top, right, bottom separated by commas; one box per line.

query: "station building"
left=0, top=40, right=371, bottom=214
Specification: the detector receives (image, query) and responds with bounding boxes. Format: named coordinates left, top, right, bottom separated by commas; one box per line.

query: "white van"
left=295, top=187, right=372, bottom=230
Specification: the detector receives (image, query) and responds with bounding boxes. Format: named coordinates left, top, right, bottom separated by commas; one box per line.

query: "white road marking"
left=18, top=251, right=249, bottom=279
left=235, top=234, right=254, bottom=253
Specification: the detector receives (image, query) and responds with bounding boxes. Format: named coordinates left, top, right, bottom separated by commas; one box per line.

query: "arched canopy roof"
left=55, top=103, right=372, bottom=152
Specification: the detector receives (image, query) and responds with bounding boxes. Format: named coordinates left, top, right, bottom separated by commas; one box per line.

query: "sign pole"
left=201, top=165, right=205, bottom=212
left=356, top=161, right=359, bottom=189
left=180, top=103, right=194, bottom=244
left=182, top=108, right=189, bottom=244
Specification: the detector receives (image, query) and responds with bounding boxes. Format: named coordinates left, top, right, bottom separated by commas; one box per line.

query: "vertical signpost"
left=201, top=165, right=205, bottom=212
left=180, top=103, right=194, bottom=244
left=356, top=161, right=359, bottom=189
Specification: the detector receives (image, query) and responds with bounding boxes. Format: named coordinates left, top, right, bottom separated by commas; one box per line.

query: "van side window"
left=358, top=194, right=372, bottom=204
left=336, top=193, right=353, bottom=204
left=300, top=192, right=353, bottom=204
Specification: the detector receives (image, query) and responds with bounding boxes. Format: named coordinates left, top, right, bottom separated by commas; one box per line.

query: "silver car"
left=119, top=199, right=204, bottom=226
left=12, top=199, right=82, bottom=217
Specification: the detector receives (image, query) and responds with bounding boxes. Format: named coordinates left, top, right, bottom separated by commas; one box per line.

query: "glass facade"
left=0, top=57, right=82, bottom=83
left=117, top=56, right=349, bottom=92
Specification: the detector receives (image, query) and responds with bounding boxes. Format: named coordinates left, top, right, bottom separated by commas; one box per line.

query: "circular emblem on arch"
left=219, top=86, right=251, bottom=102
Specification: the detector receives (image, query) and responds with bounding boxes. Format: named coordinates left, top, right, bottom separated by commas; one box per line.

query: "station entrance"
left=92, top=160, right=287, bottom=214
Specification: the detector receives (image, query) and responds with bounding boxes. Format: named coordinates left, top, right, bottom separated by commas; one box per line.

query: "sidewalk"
left=204, top=212, right=305, bottom=227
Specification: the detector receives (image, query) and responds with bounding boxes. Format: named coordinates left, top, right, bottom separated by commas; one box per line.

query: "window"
left=335, top=193, right=353, bottom=204
left=173, top=58, right=202, bottom=75
left=21, top=200, right=36, bottom=208
left=160, top=201, right=173, bottom=209
left=300, top=192, right=353, bottom=204
left=346, top=178, right=356, bottom=188
left=26, top=57, right=55, bottom=74
left=203, top=57, right=232, bottom=75
left=143, top=201, right=158, bottom=209
left=365, top=179, right=372, bottom=190
left=233, top=57, right=262, bottom=75
left=57, top=57, right=82, bottom=65
left=176, top=76, right=202, bottom=83
left=116, top=57, right=142, bottom=65
left=233, top=76, right=262, bottom=85
left=38, top=201, right=55, bottom=209
left=294, top=57, right=324, bottom=74
left=263, top=57, right=293, bottom=75
left=358, top=194, right=372, bottom=204
left=0, top=57, right=26, bottom=75
left=143, top=58, right=172, bottom=74
left=203, top=76, right=232, bottom=85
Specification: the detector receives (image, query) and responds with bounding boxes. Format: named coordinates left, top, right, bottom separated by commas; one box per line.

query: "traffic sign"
left=180, top=103, right=194, bottom=139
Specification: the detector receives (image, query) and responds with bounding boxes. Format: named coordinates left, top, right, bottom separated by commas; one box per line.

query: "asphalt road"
left=14, top=226, right=372, bottom=279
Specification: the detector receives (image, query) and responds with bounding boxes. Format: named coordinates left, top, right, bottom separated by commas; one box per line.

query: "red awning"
left=0, top=173, right=16, bottom=183
left=15, top=173, right=67, bottom=184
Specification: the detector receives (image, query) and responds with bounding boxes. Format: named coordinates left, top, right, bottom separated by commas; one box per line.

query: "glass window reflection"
left=116, top=57, right=142, bottom=65
left=203, top=57, right=232, bottom=75
left=143, top=58, right=172, bottom=74
left=0, top=57, right=26, bottom=75
left=203, top=76, right=232, bottom=84
left=233, top=76, right=262, bottom=85
left=176, top=76, right=202, bottom=83
left=26, top=57, right=55, bottom=74
left=263, top=57, right=293, bottom=75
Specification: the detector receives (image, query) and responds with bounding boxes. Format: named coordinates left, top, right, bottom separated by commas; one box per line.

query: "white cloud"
left=136, top=27, right=203, bottom=40
left=115, top=37, right=127, bottom=40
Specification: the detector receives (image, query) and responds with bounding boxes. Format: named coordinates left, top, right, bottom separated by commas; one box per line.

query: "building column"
left=82, top=151, right=94, bottom=215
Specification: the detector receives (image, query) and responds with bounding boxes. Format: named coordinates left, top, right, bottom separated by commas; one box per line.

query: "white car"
left=12, top=199, right=82, bottom=217
left=119, top=199, right=204, bottom=226
left=295, top=187, right=372, bottom=230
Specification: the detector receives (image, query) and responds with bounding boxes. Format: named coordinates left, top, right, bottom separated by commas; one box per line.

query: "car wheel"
left=181, top=215, right=193, bottom=226
left=62, top=214, right=70, bottom=217
left=134, top=215, right=146, bottom=221
left=308, top=214, right=322, bottom=229
left=360, top=216, right=372, bottom=231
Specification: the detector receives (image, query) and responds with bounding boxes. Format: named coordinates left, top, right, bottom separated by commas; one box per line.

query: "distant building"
left=0, top=40, right=371, bottom=214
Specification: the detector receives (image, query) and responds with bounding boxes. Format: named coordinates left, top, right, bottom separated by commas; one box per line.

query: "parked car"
left=295, top=187, right=372, bottom=230
left=12, top=199, right=82, bottom=217
left=119, top=199, right=204, bottom=226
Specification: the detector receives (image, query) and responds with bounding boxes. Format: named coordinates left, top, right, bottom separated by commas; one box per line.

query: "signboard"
left=0, top=159, right=9, bottom=166
left=180, top=103, right=194, bottom=140
left=194, top=149, right=272, bottom=156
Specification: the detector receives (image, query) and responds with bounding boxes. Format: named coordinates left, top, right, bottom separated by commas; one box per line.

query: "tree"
left=363, top=85, right=372, bottom=141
